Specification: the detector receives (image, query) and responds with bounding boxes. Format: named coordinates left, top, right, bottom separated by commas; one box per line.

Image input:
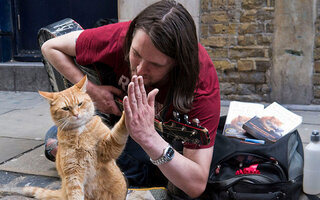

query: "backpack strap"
left=210, top=175, right=274, bottom=189
left=227, top=189, right=285, bottom=200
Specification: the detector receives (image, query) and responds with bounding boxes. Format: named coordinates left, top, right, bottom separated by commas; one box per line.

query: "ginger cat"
left=23, top=76, right=128, bottom=200
left=230, top=115, right=251, bottom=133
left=260, top=116, right=284, bottom=136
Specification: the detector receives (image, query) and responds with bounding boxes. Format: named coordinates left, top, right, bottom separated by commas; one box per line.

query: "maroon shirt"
left=76, top=21, right=220, bottom=149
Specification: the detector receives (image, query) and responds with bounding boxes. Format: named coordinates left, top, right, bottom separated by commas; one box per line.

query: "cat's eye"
left=78, top=102, right=83, bottom=106
left=62, top=107, right=69, bottom=111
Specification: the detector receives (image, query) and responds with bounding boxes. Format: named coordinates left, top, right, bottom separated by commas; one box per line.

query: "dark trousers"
left=116, top=136, right=168, bottom=187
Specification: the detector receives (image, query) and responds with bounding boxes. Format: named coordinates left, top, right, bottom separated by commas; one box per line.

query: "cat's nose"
left=72, top=109, right=79, bottom=118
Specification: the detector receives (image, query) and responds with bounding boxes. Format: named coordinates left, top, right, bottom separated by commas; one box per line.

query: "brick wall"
left=200, top=0, right=275, bottom=102
left=118, top=0, right=317, bottom=105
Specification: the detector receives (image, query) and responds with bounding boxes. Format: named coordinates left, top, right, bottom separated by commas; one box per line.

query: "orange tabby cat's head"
left=39, top=76, right=95, bottom=130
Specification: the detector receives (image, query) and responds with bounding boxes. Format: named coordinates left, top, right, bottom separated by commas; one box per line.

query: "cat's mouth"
left=70, top=116, right=87, bottom=123
left=56, top=116, right=89, bottom=130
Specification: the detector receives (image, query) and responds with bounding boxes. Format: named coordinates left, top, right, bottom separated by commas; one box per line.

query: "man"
left=41, top=1, right=220, bottom=198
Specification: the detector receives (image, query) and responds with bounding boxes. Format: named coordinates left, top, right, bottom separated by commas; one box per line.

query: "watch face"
left=166, top=147, right=175, bottom=158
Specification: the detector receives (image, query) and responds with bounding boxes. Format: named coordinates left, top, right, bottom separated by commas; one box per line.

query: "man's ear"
left=38, top=91, right=55, bottom=102
left=75, top=75, right=88, bottom=92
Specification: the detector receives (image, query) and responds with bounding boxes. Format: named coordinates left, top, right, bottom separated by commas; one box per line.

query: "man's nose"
left=137, top=60, right=148, bottom=74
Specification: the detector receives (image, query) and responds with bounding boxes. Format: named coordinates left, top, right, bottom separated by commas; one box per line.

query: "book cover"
left=223, top=101, right=265, bottom=139
left=242, top=102, right=303, bottom=143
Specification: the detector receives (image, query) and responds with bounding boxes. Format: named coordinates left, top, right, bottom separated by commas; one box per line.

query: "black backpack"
left=204, top=116, right=304, bottom=200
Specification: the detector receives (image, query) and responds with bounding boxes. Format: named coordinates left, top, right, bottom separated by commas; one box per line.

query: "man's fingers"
left=138, top=76, right=147, bottom=105
left=128, top=82, right=137, bottom=112
left=108, top=86, right=125, bottom=98
left=147, top=88, right=159, bottom=108
left=123, top=96, right=132, bottom=118
left=133, top=76, right=143, bottom=108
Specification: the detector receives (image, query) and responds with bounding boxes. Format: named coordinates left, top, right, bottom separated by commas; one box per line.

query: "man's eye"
left=62, top=107, right=69, bottom=111
left=152, top=63, right=162, bottom=67
left=132, top=50, right=140, bottom=58
left=78, top=102, right=83, bottom=106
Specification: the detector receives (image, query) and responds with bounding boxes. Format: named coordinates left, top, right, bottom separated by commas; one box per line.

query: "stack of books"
left=222, top=101, right=303, bottom=144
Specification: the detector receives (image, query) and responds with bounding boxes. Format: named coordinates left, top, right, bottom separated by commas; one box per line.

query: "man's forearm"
left=41, top=30, right=84, bottom=85
left=46, top=50, right=84, bottom=84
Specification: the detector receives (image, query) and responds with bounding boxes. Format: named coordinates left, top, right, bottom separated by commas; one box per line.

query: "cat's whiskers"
left=56, top=117, right=69, bottom=130
left=58, top=121, right=67, bottom=131
left=56, top=117, right=68, bottom=124
left=59, top=119, right=71, bottom=131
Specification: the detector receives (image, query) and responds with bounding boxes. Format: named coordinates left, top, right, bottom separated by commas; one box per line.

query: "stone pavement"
left=0, top=91, right=320, bottom=199
left=0, top=91, right=59, bottom=199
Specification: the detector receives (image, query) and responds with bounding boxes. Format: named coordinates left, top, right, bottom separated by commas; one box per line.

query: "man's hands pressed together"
left=123, top=75, right=159, bottom=146
left=123, top=75, right=171, bottom=165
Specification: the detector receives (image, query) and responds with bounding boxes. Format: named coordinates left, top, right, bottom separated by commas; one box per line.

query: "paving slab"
left=0, top=146, right=58, bottom=178
left=0, top=103, right=53, bottom=140
left=293, top=110, right=320, bottom=125
left=0, top=138, right=43, bottom=164
left=0, top=170, right=60, bottom=200
left=298, top=124, right=318, bottom=144
left=0, top=92, right=46, bottom=115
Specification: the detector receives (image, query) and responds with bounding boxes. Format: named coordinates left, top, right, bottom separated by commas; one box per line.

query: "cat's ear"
left=75, top=75, right=88, bottom=92
left=38, top=91, right=54, bottom=102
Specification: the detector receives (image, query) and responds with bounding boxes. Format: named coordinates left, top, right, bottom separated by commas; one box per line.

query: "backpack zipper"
left=213, top=153, right=287, bottom=181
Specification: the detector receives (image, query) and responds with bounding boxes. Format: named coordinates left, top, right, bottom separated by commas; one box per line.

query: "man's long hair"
left=124, top=0, right=199, bottom=114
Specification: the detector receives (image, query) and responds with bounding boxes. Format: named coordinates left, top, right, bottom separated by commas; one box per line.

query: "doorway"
left=12, top=0, right=118, bottom=62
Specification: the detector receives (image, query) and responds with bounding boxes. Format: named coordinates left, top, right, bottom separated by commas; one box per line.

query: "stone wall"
left=200, top=0, right=274, bottom=102
left=271, top=0, right=315, bottom=104
left=314, top=2, right=320, bottom=104
left=118, top=0, right=319, bottom=105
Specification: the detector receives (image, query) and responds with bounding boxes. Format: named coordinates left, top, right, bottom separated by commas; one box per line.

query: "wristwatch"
left=150, top=145, right=175, bottom=166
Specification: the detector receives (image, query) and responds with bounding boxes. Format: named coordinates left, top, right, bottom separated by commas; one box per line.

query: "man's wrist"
left=86, top=80, right=97, bottom=96
left=86, top=79, right=94, bottom=90
left=150, top=145, right=175, bottom=166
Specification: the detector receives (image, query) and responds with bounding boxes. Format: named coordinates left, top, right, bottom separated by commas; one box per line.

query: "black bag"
left=205, top=116, right=304, bottom=200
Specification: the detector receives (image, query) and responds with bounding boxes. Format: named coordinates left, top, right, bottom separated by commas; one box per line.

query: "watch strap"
left=150, top=145, right=174, bottom=166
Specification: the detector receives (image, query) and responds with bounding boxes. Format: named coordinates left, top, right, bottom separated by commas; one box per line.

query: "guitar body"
left=38, top=18, right=83, bottom=92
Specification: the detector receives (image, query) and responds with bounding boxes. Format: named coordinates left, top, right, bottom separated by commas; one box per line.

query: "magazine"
left=222, top=101, right=265, bottom=139
left=242, top=102, right=303, bottom=143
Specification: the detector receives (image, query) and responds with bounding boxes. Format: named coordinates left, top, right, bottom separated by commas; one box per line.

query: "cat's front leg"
left=64, top=176, right=85, bottom=200
left=62, top=166, right=85, bottom=200
left=98, top=112, right=128, bottom=161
